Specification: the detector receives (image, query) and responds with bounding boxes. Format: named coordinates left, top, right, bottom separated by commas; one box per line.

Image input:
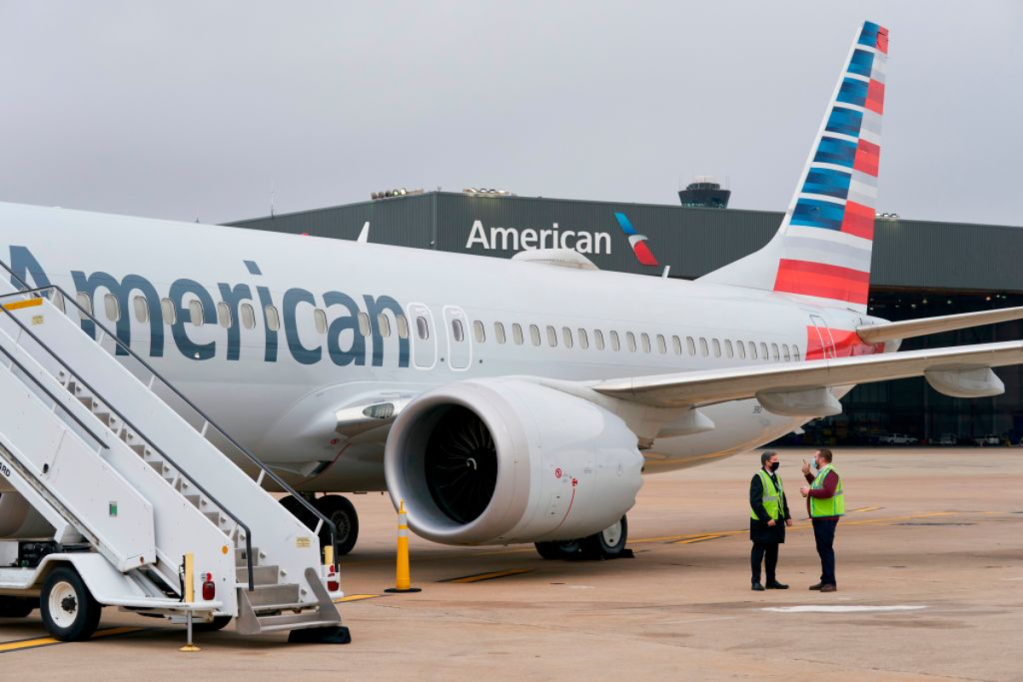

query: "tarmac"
left=1, top=447, right=1021, bottom=681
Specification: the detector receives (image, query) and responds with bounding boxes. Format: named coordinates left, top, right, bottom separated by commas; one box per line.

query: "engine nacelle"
left=384, top=378, right=644, bottom=545
left=0, top=492, right=56, bottom=539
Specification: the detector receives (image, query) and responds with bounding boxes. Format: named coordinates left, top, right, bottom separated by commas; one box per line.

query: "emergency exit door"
left=810, top=314, right=837, bottom=359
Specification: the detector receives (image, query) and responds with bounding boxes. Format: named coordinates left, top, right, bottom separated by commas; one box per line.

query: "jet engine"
left=384, top=378, right=644, bottom=545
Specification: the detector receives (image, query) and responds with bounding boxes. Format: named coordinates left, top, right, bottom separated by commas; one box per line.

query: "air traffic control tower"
left=678, top=176, right=731, bottom=208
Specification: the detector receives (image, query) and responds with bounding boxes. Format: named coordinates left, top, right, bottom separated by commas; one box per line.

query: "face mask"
left=770, top=462, right=780, bottom=472
left=811, top=459, right=819, bottom=470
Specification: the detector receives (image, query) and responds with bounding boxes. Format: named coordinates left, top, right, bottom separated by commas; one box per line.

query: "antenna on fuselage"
left=661, top=265, right=671, bottom=278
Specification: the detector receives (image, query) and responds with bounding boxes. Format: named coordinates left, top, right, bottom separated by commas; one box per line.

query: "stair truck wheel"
left=534, top=539, right=583, bottom=560
left=40, top=566, right=102, bottom=641
left=314, top=495, right=360, bottom=556
left=580, top=515, right=629, bottom=560
left=0, top=596, right=36, bottom=618
left=194, top=615, right=233, bottom=632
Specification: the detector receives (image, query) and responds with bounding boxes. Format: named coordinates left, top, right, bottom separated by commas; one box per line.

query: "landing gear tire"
left=534, top=539, right=583, bottom=560
left=194, top=615, right=233, bottom=632
left=580, top=515, right=629, bottom=560
left=280, top=495, right=316, bottom=526
left=40, top=566, right=102, bottom=641
left=0, top=596, right=35, bottom=618
left=314, top=495, right=360, bottom=556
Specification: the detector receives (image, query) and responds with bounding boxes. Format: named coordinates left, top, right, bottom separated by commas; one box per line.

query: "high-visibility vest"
left=809, top=464, right=845, bottom=518
left=750, top=469, right=785, bottom=521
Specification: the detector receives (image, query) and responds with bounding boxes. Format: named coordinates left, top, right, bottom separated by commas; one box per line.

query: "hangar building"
left=228, top=190, right=1023, bottom=446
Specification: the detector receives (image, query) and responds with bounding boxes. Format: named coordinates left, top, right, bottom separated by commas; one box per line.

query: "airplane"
left=1, top=20, right=1022, bottom=561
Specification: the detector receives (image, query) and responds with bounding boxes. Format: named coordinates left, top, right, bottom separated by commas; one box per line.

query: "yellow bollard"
left=179, top=553, right=201, bottom=652
left=385, top=500, right=421, bottom=594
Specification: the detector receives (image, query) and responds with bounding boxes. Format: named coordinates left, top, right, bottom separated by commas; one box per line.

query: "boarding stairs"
left=0, top=263, right=343, bottom=638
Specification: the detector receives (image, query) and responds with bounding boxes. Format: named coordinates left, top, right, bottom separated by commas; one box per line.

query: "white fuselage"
left=0, top=203, right=885, bottom=492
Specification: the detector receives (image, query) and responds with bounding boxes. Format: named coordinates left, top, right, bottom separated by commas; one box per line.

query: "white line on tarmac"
left=761, top=605, right=928, bottom=613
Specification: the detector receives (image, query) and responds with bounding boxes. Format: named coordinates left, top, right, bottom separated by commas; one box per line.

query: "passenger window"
left=737, top=341, right=746, bottom=359
left=160, top=298, right=175, bottom=325
left=240, top=303, right=256, bottom=330
left=687, top=336, right=696, bottom=356
left=760, top=342, right=769, bottom=361
left=513, top=323, right=524, bottom=345
left=772, top=343, right=780, bottom=361
left=610, top=331, right=621, bottom=351
left=578, top=328, right=589, bottom=350
left=530, top=324, right=541, bottom=346
left=51, top=290, right=66, bottom=313
left=217, top=301, right=232, bottom=328
left=712, top=338, right=721, bottom=358
left=656, top=334, right=667, bottom=354
left=104, top=293, right=120, bottom=322
left=378, top=313, right=392, bottom=338
left=452, top=319, right=465, bottom=342
left=594, top=329, right=605, bottom=350
left=749, top=341, right=758, bottom=360
left=546, top=325, right=557, bottom=347
left=672, top=335, right=682, bottom=355
left=358, top=312, right=371, bottom=337
left=782, top=344, right=791, bottom=362
left=76, top=293, right=93, bottom=316
left=473, top=320, right=485, bottom=343
left=416, top=316, right=429, bottom=340
left=315, top=309, right=328, bottom=335
left=627, top=332, right=637, bottom=352
left=189, top=300, right=204, bottom=327
left=265, top=305, right=281, bottom=332
left=133, top=296, right=148, bottom=323
left=725, top=339, right=734, bottom=358
left=494, top=322, right=506, bottom=344
left=699, top=337, right=709, bottom=357
left=793, top=345, right=801, bottom=362
left=396, top=314, right=409, bottom=339
left=641, top=333, right=651, bottom=353
left=562, top=327, right=573, bottom=349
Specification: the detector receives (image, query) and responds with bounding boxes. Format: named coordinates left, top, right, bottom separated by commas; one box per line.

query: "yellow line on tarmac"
left=851, top=506, right=883, bottom=513
left=670, top=534, right=725, bottom=545
left=442, top=569, right=533, bottom=584
left=335, top=594, right=385, bottom=603
left=0, top=627, right=146, bottom=654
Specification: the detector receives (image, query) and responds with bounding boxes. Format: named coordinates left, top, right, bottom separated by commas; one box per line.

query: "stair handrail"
left=0, top=259, right=340, bottom=581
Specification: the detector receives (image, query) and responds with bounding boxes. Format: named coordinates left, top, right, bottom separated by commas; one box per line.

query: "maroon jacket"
left=804, top=469, right=840, bottom=521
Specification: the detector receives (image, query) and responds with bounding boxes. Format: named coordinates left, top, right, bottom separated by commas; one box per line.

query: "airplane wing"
left=592, top=340, right=1023, bottom=410
left=857, top=306, right=1023, bottom=344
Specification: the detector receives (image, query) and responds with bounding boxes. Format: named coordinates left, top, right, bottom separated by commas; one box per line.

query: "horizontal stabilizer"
left=858, top=306, right=1023, bottom=344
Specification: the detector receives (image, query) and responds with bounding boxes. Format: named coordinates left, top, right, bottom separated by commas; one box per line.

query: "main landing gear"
left=280, top=494, right=360, bottom=556
left=535, top=515, right=629, bottom=561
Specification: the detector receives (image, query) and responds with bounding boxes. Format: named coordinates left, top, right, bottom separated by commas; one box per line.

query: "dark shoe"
left=751, top=582, right=765, bottom=591
left=820, top=584, right=837, bottom=593
left=809, top=582, right=824, bottom=590
left=766, top=581, right=789, bottom=590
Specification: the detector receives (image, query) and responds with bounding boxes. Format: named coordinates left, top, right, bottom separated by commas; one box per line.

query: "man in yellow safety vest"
left=749, top=451, right=792, bottom=591
left=800, top=448, right=845, bottom=592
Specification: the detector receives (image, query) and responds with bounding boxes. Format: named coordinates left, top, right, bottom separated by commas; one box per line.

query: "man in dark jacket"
left=749, top=451, right=792, bottom=591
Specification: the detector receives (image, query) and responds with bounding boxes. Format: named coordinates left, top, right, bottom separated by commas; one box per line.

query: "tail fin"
left=700, top=21, right=889, bottom=314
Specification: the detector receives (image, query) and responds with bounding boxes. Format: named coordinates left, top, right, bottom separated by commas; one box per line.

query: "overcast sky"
left=1, top=1, right=1021, bottom=226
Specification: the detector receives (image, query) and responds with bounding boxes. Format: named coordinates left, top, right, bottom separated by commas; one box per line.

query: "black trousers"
left=812, top=518, right=839, bottom=585
left=750, top=542, right=779, bottom=584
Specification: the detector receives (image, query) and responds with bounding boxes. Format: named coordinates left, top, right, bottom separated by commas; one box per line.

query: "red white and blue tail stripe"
left=700, top=21, right=888, bottom=314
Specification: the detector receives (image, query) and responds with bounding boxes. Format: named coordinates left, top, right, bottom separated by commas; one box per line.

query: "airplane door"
left=810, top=314, right=837, bottom=359
left=443, top=306, right=472, bottom=371
left=408, top=303, right=436, bottom=370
